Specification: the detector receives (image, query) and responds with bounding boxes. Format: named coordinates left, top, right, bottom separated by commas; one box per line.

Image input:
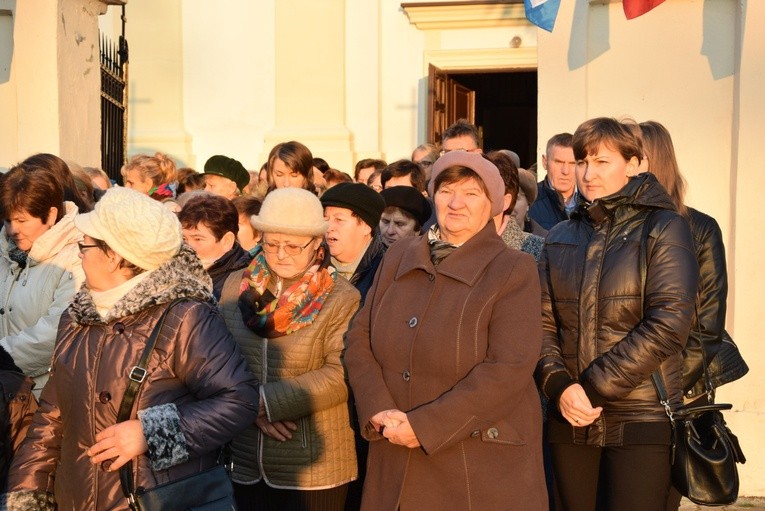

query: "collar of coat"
left=394, top=222, right=507, bottom=286
left=572, top=172, right=677, bottom=224
left=68, top=243, right=215, bottom=325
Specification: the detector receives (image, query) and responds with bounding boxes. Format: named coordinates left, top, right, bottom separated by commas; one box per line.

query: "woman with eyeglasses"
left=7, top=187, right=259, bottom=510
left=219, top=187, right=361, bottom=511
left=0, top=162, right=84, bottom=398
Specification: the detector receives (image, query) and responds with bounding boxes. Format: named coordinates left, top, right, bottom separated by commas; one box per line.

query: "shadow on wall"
left=0, top=1, right=16, bottom=84
left=567, top=0, right=739, bottom=78
left=568, top=0, right=609, bottom=71
left=702, top=0, right=737, bottom=80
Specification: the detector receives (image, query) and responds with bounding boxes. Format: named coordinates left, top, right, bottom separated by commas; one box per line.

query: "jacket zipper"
left=257, top=337, right=268, bottom=476
left=300, top=417, right=308, bottom=449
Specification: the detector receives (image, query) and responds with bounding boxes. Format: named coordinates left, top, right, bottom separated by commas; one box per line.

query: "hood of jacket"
left=68, top=243, right=214, bottom=325
left=0, top=202, right=81, bottom=270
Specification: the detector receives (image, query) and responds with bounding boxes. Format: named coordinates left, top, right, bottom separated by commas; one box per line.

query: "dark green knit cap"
left=203, top=155, right=250, bottom=191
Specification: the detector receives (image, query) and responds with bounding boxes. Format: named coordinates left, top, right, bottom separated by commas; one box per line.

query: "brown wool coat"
left=345, top=223, right=548, bottom=511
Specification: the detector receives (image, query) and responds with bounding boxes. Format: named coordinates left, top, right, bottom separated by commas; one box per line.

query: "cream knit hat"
left=74, top=187, right=182, bottom=270
left=251, top=188, right=328, bottom=236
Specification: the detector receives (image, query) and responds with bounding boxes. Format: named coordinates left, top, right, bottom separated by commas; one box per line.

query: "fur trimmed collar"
left=68, top=244, right=214, bottom=325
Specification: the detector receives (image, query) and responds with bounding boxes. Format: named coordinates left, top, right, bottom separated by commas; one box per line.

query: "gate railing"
left=99, top=7, right=128, bottom=184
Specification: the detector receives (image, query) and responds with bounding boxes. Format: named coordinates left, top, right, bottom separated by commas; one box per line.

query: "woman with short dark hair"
left=7, top=187, right=259, bottom=510
left=0, top=163, right=84, bottom=397
left=536, top=117, right=699, bottom=510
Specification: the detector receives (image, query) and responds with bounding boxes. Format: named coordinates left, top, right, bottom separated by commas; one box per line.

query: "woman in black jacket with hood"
left=535, top=117, right=699, bottom=511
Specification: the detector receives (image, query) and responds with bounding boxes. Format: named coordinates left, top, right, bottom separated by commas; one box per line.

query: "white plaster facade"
left=1, top=0, right=764, bottom=497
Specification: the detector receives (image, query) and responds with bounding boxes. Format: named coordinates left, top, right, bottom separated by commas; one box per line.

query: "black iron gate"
left=100, top=6, right=128, bottom=184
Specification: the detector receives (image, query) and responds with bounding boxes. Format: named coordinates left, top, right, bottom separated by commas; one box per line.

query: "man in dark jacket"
left=529, top=133, right=577, bottom=230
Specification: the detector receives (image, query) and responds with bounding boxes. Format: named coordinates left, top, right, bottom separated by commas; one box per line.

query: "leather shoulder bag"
left=639, top=214, right=746, bottom=506
left=116, top=299, right=237, bottom=511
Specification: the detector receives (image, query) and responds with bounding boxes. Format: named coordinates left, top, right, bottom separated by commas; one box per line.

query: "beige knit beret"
left=251, top=187, right=328, bottom=236
left=74, top=187, right=182, bottom=270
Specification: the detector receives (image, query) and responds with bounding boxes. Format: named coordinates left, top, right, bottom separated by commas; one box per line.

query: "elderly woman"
left=7, top=187, right=259, bottom=510
left=535, top=118, right=699, bottom=511
left=121, top=152, right=179, bottom=210
left=266, top=141, right=316, bottom=193
left=345, top=151, right=547, bottom=510
left=218, top=188, right=360, bottom=511
left=0, top=163, right=84, bottom=397
left=378, top=186, right=431, bottom=247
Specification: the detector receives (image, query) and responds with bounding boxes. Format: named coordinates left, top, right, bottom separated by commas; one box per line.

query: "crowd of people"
left=0, top=116, right=745, bottom=511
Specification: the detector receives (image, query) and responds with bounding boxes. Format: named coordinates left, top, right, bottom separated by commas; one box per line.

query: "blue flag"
left=524, top=0, right=561, bottom=32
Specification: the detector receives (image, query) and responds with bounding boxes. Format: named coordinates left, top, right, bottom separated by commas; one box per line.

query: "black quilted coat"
left=535, top=173, right=699, bottom=446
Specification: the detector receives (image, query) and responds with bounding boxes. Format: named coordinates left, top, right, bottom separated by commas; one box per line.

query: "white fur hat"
left=251, top=188, right=328, bottom=237
left=74, top=187, right=182, bottom=270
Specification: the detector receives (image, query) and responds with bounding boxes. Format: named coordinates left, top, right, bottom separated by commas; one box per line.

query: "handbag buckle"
left=126, top=493, right=138, bottom=511
left=129, top=366, right=148, bottom=383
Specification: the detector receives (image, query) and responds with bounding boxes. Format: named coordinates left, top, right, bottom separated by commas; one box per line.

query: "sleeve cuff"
left=544, top=371, right=575, bottom=410
left=5, top=491, right=56, bottom=511
left=138, top=402, right=189, bottom=471
left=580, top=379, right=608, bottom=407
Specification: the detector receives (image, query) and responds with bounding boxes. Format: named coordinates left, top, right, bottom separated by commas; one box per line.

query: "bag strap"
left=117, top=298, right=186, bottom=509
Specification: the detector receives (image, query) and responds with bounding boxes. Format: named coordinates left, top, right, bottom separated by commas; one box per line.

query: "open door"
left=427, top=64, right=475, bottom=144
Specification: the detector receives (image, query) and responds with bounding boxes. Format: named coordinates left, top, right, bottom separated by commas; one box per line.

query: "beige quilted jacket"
left=220, top=271, right=360, bottom=490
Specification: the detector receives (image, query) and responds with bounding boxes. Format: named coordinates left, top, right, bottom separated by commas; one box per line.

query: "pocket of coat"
left=300, top=417, right=308, bottom=449
left=474, top=421, right=526, bottom=446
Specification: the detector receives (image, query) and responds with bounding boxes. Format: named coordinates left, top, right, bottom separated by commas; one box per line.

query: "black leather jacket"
left=536, top=173, right=699, bottom=446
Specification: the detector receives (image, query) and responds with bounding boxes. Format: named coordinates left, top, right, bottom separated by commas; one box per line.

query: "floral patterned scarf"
left=238, top=244, right=336, bottom=338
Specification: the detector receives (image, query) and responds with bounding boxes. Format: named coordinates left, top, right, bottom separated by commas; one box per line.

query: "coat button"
left=402, top=370, right=411, bottom=382
left=428, top=273, right=435, bottom=282
left=0, top=308, right=4, bottom=314
left=99, top=391, right=111, bottom=404
left=487, top=427, right=499, bottom=439
left=101, top=460, right=113, bottom=472
left=113, top=322, right=125, bottom=334
left=408, top=317, right=417, bottom=328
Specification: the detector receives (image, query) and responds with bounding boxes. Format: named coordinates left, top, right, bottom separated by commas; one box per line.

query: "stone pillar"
left=262, top=0, right=353, bottom=172
left=0, top=0, right=105, bottom=168
left=125, top=0, right=193, bottom=166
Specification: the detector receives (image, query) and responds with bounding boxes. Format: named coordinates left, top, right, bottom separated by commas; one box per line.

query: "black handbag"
left=640, top=215, right=746, bottom=506
left=116, top=299, right=237, bottom=511
left=652, top=372, right=746, bottom=506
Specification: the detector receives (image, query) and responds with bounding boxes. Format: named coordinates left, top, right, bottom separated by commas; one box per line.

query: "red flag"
left=623, top=0, right=666, bottom=19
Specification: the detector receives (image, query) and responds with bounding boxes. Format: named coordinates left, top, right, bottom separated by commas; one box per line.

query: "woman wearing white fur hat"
left=219, top=187, right=361, bottom=511
left=7, top=187, right=259, bottom=510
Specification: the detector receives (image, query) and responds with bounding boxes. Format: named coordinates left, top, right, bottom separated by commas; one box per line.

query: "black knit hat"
left=320, top=182, right=385, bottom=230
left=203, top=155, right=250, bottom=191
left=380, top=186, right=432, bottom=227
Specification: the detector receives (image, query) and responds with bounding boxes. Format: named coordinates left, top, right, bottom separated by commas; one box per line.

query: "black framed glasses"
left=261, top=239, right=314, bottom=256
left=77, top=242, right=100, bottom=253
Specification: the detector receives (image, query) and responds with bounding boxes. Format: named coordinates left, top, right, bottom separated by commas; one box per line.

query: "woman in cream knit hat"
left=219, top=187, right=361, bottom=511
left=7, top=187, right=259, bottom=510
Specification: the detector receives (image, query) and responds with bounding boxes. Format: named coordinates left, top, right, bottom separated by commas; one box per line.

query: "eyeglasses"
left=261, top=239, right=314, bottom=256
left=77, top=242, right=100, bottom=253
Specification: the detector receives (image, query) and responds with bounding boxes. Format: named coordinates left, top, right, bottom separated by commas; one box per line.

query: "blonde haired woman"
left=121, top=152, right=179, bottom=210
